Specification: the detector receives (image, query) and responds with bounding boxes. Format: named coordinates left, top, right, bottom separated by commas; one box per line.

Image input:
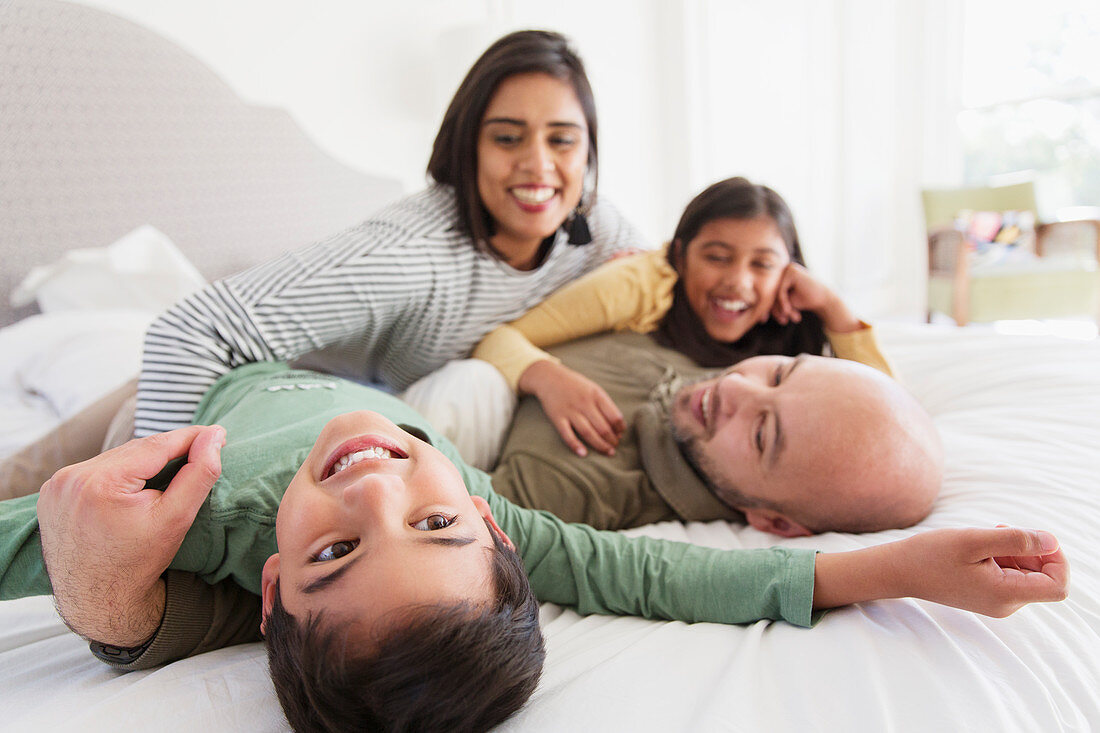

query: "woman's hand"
left=517, top=359, right=625, bottom=457
left=771, top=263, right=862, bottom=333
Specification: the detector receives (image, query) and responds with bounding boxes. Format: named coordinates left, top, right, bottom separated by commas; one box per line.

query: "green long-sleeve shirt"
left=0, top=362, right=815, bottom=668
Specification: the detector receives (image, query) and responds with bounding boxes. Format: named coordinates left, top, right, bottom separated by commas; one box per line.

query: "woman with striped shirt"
left=0, top=30, right=645, bottom=496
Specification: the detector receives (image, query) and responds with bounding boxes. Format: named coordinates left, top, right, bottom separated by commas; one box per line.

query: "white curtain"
left=665, top=0, right=964, bottom=320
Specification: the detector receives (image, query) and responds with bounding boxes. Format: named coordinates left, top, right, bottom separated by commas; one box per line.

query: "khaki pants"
left=0, top=379, right=138, bottom=501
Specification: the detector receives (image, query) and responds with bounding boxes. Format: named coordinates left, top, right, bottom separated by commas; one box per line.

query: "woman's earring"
left=566, top=183, right=593, bottom=245
left=566, top=208, right=592, bottom=245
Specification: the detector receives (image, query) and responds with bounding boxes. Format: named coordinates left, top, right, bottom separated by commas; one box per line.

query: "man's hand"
left=814, top=526, right=1069, bottom=617
left=517, top=359, right=625, bottom=457
left=771, top=262, right=862, bottom=333
left=37, top=425, right=225, bottom=646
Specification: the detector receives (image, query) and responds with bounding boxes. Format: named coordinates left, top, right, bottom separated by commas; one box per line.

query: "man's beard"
left=666, top=380, right=714, bottom=487
left=664, top=371, right=711, bottom=444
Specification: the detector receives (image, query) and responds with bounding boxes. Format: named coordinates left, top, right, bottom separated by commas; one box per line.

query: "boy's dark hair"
left=427, top=29, right=598, bottom=252
left=653, top=176, right=827, bottom=367
left=265, top=526, right=544, bottom=733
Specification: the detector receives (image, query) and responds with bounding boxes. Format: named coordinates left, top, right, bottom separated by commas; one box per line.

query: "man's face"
left=670, top=354, right=931, bottom=536
left=261, top=411, right=510, bottom=637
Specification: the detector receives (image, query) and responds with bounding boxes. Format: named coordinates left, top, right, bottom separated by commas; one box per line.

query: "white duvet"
left=1, top=320, right=1098, bottom=732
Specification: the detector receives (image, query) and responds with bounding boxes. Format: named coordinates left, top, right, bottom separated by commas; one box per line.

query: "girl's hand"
left=517, top=360, right=625, bottom=457
left=771, top=263, right=861, bottom=333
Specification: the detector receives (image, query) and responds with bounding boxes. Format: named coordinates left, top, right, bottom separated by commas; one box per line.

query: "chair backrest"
left=921, top=181, right=1039, bottom=231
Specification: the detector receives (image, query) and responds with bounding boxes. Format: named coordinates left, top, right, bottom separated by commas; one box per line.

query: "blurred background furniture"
left=923, top=180, right=1100, bottom=325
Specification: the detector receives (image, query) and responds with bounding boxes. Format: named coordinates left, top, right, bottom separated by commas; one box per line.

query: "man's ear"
left=259, top=553, right=281, bottom=635
left=742, top=508, right=812, bottom=538
left=471, top=495, right=515, bottom=551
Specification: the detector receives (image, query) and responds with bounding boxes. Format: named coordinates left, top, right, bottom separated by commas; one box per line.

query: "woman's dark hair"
left=653, top=176, right=827, bottom=366
left=427, top=29, right=598, bottom=251
left=265, top=525, right=544, bottom=733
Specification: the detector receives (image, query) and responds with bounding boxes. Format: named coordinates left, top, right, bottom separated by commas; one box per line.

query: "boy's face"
left=260, top=410, right=512, bottom=637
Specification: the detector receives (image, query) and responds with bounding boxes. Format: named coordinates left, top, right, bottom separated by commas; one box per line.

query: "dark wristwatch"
left=88, top=634, right=156, bottom=665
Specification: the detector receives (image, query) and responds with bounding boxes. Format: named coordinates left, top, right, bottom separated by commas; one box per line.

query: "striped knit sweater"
left=135, top=184, right=644, bottom=436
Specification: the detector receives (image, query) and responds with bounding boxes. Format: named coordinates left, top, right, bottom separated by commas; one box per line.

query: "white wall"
left=73, top=0, right=676, bottom=245
left=73, top=0, right=964, bottom=320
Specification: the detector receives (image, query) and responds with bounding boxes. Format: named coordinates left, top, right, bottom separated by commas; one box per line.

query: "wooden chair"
left=922, top=181, right=1100, bottom=325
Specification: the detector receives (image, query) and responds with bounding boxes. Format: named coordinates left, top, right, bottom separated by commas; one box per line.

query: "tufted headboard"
left=0, top=0, right=404, bottom=327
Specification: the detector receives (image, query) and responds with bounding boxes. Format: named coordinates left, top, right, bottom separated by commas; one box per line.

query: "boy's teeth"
left=333, top=446, right=393, bottom=475
left=512, top=186, right=555, bottom=204
left=702, top=388, right=712, bottom=427
left=716, top=298, right=749, bottom=312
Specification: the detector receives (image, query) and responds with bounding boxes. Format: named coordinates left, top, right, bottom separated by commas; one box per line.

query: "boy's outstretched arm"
left=813, top=527, right=1069, bottom=617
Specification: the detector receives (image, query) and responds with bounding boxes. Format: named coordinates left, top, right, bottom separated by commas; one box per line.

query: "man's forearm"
left=54, top=576, right=166, bottom=647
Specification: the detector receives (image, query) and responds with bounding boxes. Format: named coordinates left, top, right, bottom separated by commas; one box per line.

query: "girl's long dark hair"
left=652, top=177, right=827, bottom=367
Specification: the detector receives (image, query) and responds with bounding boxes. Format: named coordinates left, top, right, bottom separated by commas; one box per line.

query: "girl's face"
left=477, top=72, right=589, bottom=270
left=676, top=216, right=792, bottom=343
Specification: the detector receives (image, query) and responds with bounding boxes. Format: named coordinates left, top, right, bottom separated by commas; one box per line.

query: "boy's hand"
left=37, top=425, right=225, bottom=647
left=814, top=527, right=1069, bottom=617
left=896, top=526, right=1069, bottom=617
left=771, top=263, right=862, bottom=333
left=517, top=359, right=625, bottom=457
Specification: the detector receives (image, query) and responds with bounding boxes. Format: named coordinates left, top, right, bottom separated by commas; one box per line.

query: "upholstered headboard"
left=0, top=0, right=404, bottom=327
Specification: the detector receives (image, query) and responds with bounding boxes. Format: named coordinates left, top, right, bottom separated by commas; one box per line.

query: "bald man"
left=486, top=331, right=941, bottom=535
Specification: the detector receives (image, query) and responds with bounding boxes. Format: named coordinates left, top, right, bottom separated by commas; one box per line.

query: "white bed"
left=3, top=321, right=1099, bottom=731
left=2, top=2, right=1099, bottom=732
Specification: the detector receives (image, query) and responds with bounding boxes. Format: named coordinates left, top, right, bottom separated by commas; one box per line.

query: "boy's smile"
left=322, top=434, right=408, bottom=480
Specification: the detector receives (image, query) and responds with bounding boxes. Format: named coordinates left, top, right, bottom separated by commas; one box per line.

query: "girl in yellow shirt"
left=473, top=176, right=891, bottom=457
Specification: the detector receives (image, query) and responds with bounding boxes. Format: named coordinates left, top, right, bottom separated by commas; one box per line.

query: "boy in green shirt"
left=0, top=362, right=1069, bottom=732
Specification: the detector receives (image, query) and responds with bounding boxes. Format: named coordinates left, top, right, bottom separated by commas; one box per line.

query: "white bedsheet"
left=1, top=322, right=1098, bottom=732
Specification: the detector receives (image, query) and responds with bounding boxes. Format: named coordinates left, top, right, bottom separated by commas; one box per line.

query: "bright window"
left=959, top=0, right=1100, bottom=211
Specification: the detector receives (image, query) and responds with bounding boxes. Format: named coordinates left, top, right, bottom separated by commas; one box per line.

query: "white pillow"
left=10, top=225, right=206, bottom=312
left=400, top=359, right=517, bottom=471
left=2, top=310, right=155, bottom=418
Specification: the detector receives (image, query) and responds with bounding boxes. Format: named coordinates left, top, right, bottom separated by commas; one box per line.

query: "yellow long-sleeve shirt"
left=473, top=246, right=893, bottom=390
